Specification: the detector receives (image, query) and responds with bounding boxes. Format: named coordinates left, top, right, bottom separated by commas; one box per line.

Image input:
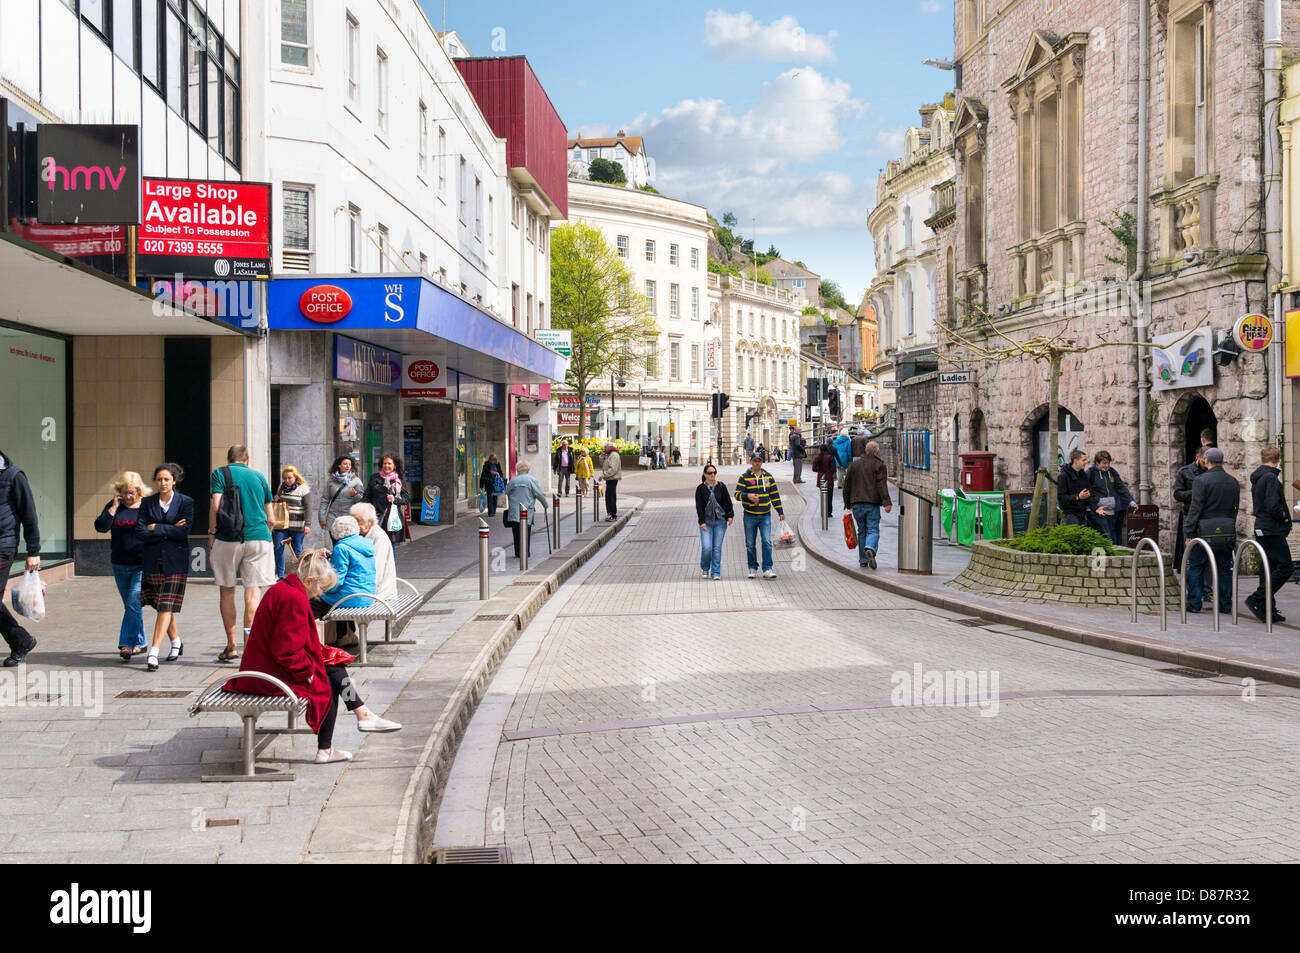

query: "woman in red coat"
left=226, top=549, right=401, bottom=763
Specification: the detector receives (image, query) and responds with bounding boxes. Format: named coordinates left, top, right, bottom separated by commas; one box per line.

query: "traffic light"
left=821, top=378, right=830, bottom=400
left=828, top=388, right=841, bottom=417
left=806, top=379, right=819, bottom=406
left=711, top=392, right=731, bottom=417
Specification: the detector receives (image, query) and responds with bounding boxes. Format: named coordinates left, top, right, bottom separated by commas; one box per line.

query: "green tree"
left=722, top=211, right=738, bottom=229
left=820, top=279, right=848, bottom=311
left=587, top=158, right=627, bottom=185
left=551, top=223, right=658, bottom=436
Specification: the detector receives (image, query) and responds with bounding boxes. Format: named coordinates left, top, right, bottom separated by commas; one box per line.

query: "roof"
left=568, top=136, right=644, bottom=156
left=763, top=258, right=820, bottom=280
left=856, top=300, right=877, bottom=321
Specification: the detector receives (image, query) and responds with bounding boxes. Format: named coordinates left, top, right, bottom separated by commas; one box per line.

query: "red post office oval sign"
left=299, top=285, right=352, bottom=323
left=407, top=360, right=440, bottom=384
left=1233, top=313, right=1273, bottom=351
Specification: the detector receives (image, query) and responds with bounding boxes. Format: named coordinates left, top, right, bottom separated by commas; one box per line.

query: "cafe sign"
left=334, top=335, right=401, bottom=390
left=1233, top=313, right=1274, bottom=351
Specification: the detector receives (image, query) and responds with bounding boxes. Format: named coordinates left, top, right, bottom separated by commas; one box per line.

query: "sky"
left=421, top=1, right=956, bottom=307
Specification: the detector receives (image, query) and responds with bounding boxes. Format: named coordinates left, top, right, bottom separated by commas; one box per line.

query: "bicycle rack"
left=1129, top=537, right=1167, bottom=632
left=1179, top=538, right=1221, bottom=633
left=1232, top=539, right=1273, bottom=634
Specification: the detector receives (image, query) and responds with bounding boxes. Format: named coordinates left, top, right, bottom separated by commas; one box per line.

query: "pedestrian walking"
left=479, top=453, right=505, bottom=516
left=695, top=463, right=735, bottom=579
left=789, top=426, right=807, bottom=483
left=1246, top=445, right=1293, bottom=623
left=319, top=456, right=365, bottom=538
left=601, top=443, right=622, bottom=521
left=95, top=471, right=148, bottom=660
left=209, top=445, right=276, bottom=663
left=0, top=448, right=40, bottom=667
left=351, top=502, right=397, bottom=602
left=1184, top=447, right=1238, bottom=615
left=364, top=453, right=409, bottom=549
left=843, top=440, right=893, bottom=570
left=734, top=452, right=786, bottom=579
left=310, top=515, right=376, bottom=647
left=137, top=463, right=193, bottom=671
left=743, top=433, right=755, bottom=458
left=832, top=430, right=852, bottom=487
left=670, top=446, right=680, bottom=466
left=503, top=460, right=549, bottom=556
left=227, top=548, right=400, bottom=766
left=812, top=442, right=837, bottom=517
left=273, top=465, right=312, bottom=580
left=574, top=447, right=594, bottom=495
left=552, top=438, right=575, bottom=495
left=1057, top=449, right=1106, bottom=533
left=1173, top=446, right=1208, bottom=573
left=757, top=444, right=768, bottom=463
left=1085, top=451, right=1135, bottom=546
left=850, top=426, right=867, bottom=461
left=732, top=445, right=742, bottom=466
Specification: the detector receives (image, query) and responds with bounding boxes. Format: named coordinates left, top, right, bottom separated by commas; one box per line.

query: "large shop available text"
left=142, top=181, right=259, bottom=237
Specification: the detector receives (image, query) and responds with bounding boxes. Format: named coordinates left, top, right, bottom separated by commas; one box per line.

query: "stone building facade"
left=944, top=0, right=1300, bottom=547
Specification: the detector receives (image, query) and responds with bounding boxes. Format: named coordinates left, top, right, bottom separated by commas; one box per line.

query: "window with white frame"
left=474, top=177, right=482, bottom=238
left=748, top=358, right=755, bottom=388
left=437, top=128, right=447, bottom=195
left=670, top=342, right=681, bottom=380
left=346, top=14, right=360, bottom=105
left=488, top=195, right=495, bottom=244
left=511, top=196, right=521, bottom=227
left=348, top=204, right=362, bottom=271
left=670, top=284, right=679, bottom=317
left=792, top=278, right=805, bottom=288
left=736, top=355, right=744, bottom=387
left=645, top=280, right=657, bottom=314
left=375, top=49, right=388, bottom=131
left=645, top=239, right=655, bottom=263
left=458, top=157, right=467, bottom=222
left=282, top=185, right=313, bottom=271
left=645, top=340, right=659, bottom=377
left=690, top=248, right=699, bottom=270
left=691, top=344, right=700, bottom=380
left=539, top=219, right=547, bottom=252
left=691, top=287, right=699, bottom=319
left=418, top=101, right=428, bottom=174
left=670, top=244, right=679, bottom=266
left=377, top=223, right=389, bottom=272
left=781, top=363, right=788, bottom=391
left=617, top=235, right=629, bottom=258
left=281, top=0, right=310, bottom=68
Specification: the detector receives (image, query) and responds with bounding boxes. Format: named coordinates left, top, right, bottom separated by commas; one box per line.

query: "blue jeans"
left=743, top=512, right=773, bottom=572
left=111, top=564, right=145, bottom=650
left=274, top=529, right=306, bottom=578
left=852, top=503, right=882, bottom=564
left=1186, top=545, right=1232, bottom=614
left=699, top=520, right=728, bottom=576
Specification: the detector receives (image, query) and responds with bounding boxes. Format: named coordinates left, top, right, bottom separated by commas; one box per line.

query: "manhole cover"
left=117, top=690, right=193, bottom=699
left=429, top=846, right=511, bottom=864
left=1157, top=667, right=1219, bottom=679
left=951, top=618, right=993, bottom=628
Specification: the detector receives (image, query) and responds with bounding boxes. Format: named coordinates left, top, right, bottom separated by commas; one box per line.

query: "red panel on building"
left=455, top=56, right=568, bottom=220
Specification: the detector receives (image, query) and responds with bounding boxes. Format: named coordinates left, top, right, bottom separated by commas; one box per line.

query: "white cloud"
left=572, top=123, right=611, bottom=139
left=704, top=10, right=838, bottom=63
left=920, top=0, right=942, bottom=12
left=872, top=128, right=906, bottom=154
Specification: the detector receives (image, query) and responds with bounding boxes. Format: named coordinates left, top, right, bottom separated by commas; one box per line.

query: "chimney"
left=826, top=323, right=841, bottom=365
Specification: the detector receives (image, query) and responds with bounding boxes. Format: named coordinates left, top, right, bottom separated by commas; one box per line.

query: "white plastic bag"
left=10, top=570, right=46, bottom=622
left=385, top=504, right=403, bottom=534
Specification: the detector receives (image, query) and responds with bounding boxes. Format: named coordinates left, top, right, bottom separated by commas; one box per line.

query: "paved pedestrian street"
left=437, top=465, right=1300, bottom=863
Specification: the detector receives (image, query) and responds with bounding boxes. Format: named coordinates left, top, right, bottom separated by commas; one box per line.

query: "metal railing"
left=1232, top=539, right=1273, bottom=633
left=1179, top=538, right=1220, bottom=633
left=1128, top=537, right=1167, bottom=632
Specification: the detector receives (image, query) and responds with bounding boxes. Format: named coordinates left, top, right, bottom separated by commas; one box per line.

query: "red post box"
left=960, top=452, right=997, bottom=492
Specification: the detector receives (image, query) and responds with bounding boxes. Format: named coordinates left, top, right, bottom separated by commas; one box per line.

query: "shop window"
left=0, top=329, right=68, bottom=555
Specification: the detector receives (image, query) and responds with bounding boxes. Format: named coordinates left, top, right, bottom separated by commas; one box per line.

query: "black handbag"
left=1197, top=516, right=1237, bottom=545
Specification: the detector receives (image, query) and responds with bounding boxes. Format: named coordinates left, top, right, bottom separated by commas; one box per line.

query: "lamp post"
left=666, top=402, right=679, bottom=462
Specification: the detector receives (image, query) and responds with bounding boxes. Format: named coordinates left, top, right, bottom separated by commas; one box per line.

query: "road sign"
left=883, top=380, right=901, bottom=390
left=940, top=371, right=971, bottom=384
left=536, top=328, right=572, bottom=357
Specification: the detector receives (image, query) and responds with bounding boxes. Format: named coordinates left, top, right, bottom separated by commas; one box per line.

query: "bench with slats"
left=323, top=578, right=422, bottom=665
left=188, top=671, right=310, bottom=782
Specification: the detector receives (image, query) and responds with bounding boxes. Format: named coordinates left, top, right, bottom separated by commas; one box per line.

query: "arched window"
left=902, top=275, right=914, bottom=337
left=737, top=354, right=744, bottom=388
left=902, top=206, right=913, bottom=248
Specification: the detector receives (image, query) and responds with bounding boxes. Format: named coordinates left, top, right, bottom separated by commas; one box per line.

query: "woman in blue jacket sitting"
left=310, top=515, right=375, bottom=647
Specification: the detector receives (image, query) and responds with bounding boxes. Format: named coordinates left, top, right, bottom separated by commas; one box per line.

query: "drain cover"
left=624, top=539, right=658, bottom=544
left=206, top=818, right=239, bottom=828
left=117, top=690, right=193, bottom=699
left=1158, top=667, right=1220, bottom=679
left=476, top=614, right=509, bottom=621
left=951, top=618, right=993, bottom=627
left=429, top=846, right=511, bottom=864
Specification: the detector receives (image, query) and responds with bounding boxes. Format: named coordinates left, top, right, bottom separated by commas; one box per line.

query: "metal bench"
left=188, top=672, right=310, bottom=782
left=323, top=578, right=423, bottom=666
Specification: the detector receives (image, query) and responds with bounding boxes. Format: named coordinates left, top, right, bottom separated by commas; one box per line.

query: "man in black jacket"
left=1085, top=450, right=1135, bottom=545
left=1246, top=445, right=1293, bottom=622
left=552, top=439, right=574, bottom=494
left=789, top=427, right=807, bottom=483
left=1058, top=450, right=1105, bottom=531
left=1173, top=446, right=1207, bottom=573
left=1184, top=447, right=1238, bottom=615
left=0, top=450, right=40, bottom=666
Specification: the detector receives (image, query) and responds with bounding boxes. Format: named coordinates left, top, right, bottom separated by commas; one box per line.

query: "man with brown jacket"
left=842, top=441, right=892, bottom=569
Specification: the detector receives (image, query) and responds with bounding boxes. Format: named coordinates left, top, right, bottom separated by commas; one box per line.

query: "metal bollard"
left=553, top=494, right=562, bottom=550
left=518, top=506, right=529, bottom=571
left=575, top=490, right=584, bottom=533
left=593, top=482, right=601, bottom=523
left=821, top=486, right=830, bottom=531
left=478, top=518, right=491, bottom=600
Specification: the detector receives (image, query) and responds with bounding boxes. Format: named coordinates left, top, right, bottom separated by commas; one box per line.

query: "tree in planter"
left=587, top=158, right=627, bottom=185
left=551, top=222, right=658, bottom=438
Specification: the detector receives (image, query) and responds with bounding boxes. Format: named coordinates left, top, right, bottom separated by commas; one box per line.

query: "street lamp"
left=610, top=371, right=626, bottom=440
left=665, top=402, right=679, bottom=461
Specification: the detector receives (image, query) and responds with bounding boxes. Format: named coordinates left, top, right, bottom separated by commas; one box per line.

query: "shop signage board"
left=334, top=335, right=401, bottom=390
left=705, top=340, right=720, bottom=375
left=940, top=371, right=971, bottom=384
left=401, top=357, right=449, bottom=399
left=557, top=410, right=580, bottom=426
left=1004, top=490, right=1048, bottom=538
left=403, top=424, right=424, bottom=483
left=1287, top=309, right=1300, bottom=378
left=35, top=123, right=140, bottom=224
left=557, top=395, right=599, bottom=406
left=535, top=328, right=572, bottom=357
left=136, top=178, right=271, bottom=279
left=1232, top=313, right=1274, bottom=351
left=1151, top=328, right=1213, bottom=391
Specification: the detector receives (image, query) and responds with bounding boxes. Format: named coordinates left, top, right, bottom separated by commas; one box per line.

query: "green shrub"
left=1001, top=524, right=1115, bottom=556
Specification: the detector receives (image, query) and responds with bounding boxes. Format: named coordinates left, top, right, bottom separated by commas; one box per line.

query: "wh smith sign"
left=35, top=124, right=140, bottom=225
left=334, top=335, right=401, bottom=389
left=137, top=178, right=271, bottom=280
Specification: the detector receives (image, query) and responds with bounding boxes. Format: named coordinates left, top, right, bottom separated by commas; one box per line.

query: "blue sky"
left=423, top=1, right=956, bottom=305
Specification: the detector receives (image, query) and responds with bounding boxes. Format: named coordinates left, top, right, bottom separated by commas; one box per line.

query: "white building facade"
left=567, top=133, right=651, bottom=188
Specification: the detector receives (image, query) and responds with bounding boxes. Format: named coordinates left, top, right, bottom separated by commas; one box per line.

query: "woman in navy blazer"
left=135, top=463, right=194, bottom=671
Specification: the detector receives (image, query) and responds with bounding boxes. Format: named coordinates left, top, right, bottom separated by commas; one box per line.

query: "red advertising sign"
left=136, top=178, right=272, bottom=280
left=299, top=285, right=352, bottom=323
left=557, top=410, right=580, bottom=426
left=402, top=356, right=449, bottom=399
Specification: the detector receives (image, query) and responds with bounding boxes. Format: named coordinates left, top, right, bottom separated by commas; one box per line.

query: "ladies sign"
left=136, top=178, right=271, bottom=280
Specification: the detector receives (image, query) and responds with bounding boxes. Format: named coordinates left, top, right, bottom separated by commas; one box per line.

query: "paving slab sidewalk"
left=0, top=492, right=638, bottom=863
left=789, top=473, right=1300, bottom=688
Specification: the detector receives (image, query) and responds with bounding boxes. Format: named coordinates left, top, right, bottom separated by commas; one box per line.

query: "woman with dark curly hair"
left=318, top=455, right=364, bottom=541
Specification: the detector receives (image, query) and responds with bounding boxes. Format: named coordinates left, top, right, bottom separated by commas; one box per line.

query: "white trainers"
left=701, top=570, right=710, bottom=578
left=747, top=570, right=757, bottom=579
left=763, top=570, right=777, bottom=579
left=314, top=748, right=353, bottom=764
left=357, top=717, right=402, bottom=732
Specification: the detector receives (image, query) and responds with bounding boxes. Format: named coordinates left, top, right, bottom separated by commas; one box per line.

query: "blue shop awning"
left=267, top=275, right=568, bottom=385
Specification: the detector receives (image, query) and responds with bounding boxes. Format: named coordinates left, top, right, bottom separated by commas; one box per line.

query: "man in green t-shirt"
left=208, top=445, right=275, bottom=661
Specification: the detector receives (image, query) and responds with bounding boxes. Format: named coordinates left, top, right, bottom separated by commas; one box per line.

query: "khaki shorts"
left=211, top=539, right=276, bottom=589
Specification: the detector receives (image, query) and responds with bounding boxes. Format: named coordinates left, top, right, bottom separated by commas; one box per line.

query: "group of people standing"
left=695, top=453, right=787, bottom=579
left=1056, top=449, right=1137, bottom=545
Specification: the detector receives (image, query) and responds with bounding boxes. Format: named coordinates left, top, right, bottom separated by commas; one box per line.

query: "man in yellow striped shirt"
left=734, top=452, right=786, bottom=579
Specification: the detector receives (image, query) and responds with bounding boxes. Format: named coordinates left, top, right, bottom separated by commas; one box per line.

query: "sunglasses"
left=704, top=469, right=717, bottom=475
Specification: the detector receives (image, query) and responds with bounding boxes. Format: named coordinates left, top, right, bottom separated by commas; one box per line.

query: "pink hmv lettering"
left=41, top=157, right=128, bottom=192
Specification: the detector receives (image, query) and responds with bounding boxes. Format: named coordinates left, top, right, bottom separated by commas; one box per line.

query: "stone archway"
left=1165, top=391, right=1218, bottom=484
left=1021, top=403, right=1085, bottom=484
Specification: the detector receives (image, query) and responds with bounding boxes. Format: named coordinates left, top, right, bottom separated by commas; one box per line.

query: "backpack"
left=215, top=466, right=245, bottom=540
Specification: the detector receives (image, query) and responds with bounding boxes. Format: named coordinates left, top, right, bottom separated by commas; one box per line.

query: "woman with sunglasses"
left=695, top=464, right=734, bottom=580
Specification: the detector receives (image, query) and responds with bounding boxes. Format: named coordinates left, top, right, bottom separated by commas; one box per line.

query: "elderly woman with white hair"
left=308, top=515, right=376, bottom=647
left=350, top=501, right=396, bottom=601
left=227, top=548, right=400, bottom=764
left=503, top=460, right=549, bottom=558
left=95, top=470, right=151, bottom=660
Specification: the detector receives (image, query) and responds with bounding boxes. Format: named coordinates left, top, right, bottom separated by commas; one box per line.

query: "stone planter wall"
left=949, top=540, right=1178, bottom=609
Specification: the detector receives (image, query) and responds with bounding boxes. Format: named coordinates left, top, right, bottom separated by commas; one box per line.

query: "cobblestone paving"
left=465, top=476, right=1300, bottom=863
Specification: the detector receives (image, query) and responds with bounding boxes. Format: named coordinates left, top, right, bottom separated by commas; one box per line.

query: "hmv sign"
left=35, top=124, right=140, bottom=225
